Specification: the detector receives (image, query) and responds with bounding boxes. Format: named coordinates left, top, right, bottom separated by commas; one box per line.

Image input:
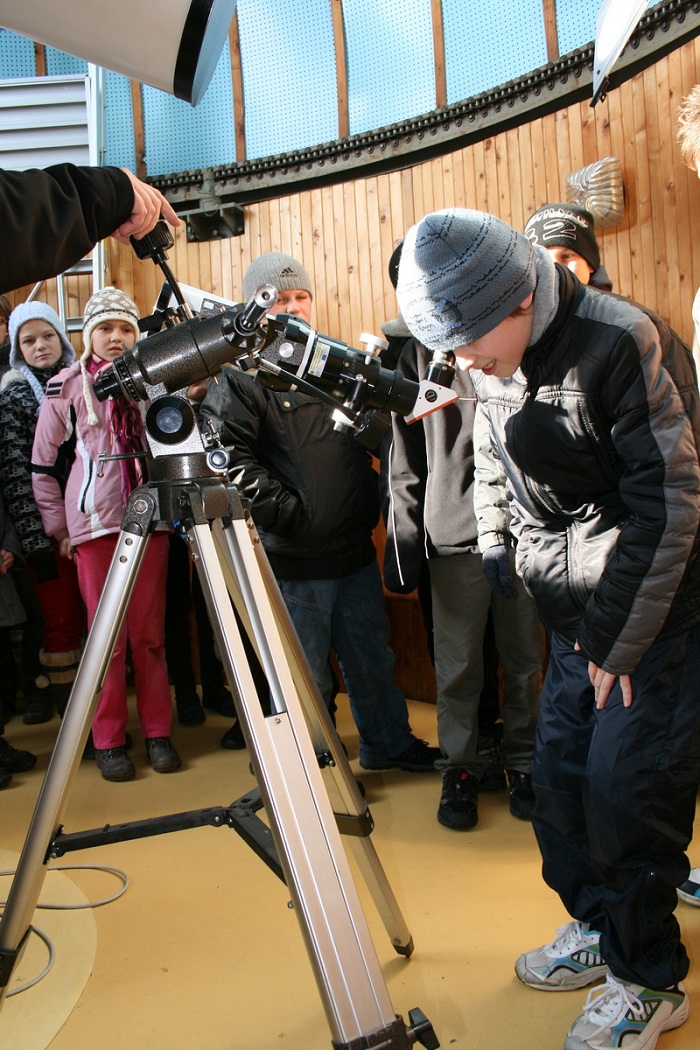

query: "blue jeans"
left=277, top=561, right=415, bottom=765
left=533, top=627, right=700, bottom=989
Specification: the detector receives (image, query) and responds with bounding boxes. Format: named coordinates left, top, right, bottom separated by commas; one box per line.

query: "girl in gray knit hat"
left=398, top=207, right=700, bottom=1050
left=0, top=300, right=85, bottom=726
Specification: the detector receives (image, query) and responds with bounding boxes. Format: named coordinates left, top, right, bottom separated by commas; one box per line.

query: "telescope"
left=93, top=224, right=458, bottom=447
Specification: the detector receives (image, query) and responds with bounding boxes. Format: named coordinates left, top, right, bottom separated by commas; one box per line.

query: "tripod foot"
left=330, top=1011, right=440, bottom=1049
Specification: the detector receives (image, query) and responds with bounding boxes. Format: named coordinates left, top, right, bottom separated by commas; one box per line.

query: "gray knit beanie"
left=243, top=252, right=313, bottom=300
left=82, top=286, right=140, bottom=355
left=397, top=209, right=537, bottom=353
left=9, top=300, right=74, bottom=372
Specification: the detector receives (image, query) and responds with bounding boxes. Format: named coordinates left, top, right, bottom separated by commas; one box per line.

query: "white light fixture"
left=0, top=0, right=238, bottom=106
left=591, top=0, right=649, bottom=106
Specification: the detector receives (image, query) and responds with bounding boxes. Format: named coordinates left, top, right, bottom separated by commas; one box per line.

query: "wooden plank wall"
left=9, top=37, right=700, bottom=700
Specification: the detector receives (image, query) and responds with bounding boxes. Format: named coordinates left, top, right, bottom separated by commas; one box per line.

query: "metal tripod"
left=0, top=444, right=439, bottom=1048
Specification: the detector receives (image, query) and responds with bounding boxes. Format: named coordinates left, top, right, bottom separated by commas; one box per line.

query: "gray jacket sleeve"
left=473, top=402, right=512, bottom=553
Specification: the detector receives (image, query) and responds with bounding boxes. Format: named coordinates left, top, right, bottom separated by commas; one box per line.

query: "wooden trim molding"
left=33, top=42, right=46, bottom=77
left=431, top=0, right=447, bottom=110
left=130, top=81, right=146, bottom=179
left=542, top=0, right=559, bottom=63
left=331, top=0, right=349, bottom=141
left=229, top=11, right=246, bottom=162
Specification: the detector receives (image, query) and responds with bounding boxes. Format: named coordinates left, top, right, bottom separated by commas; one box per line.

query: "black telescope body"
left=93, top=294, right=420, bottom=428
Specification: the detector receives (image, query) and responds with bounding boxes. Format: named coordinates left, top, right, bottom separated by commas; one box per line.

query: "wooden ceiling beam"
left=432, top=0, right=447, bottom=109
left=332, top=0, right=349, bottom=139
left=543, top=0, right=560, bottom=64
left=33, top=42, right=46, bottom=77
left=230, top=10, right=246, bottom=162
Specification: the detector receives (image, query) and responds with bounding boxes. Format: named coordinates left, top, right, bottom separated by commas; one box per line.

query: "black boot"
left=52, top=681, right=74, bottom=718
left=22, top=688, right=53, bottom=724
left=175, top=691, right=206, bottom=726
left=40, top=648, right=82, bottom=717
left=220, top=722, right=246, bottom=749
left=0, top=735, right=37, bottom=772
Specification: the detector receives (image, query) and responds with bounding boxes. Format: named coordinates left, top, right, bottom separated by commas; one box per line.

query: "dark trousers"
left=532, top=627, right=700, bottom=989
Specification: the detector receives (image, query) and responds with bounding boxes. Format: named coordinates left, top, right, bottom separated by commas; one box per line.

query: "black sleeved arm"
left=0, top=164, right=134, bottom=293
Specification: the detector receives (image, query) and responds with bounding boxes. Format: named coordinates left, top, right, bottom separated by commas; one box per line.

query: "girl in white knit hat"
left=32, top=288, right=180, bottom=782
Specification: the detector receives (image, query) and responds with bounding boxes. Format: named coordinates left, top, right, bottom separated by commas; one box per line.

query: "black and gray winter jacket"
left=473, top=267, right=700, bottom=676
left=382, top=337, right=479, bottom=594
left=0, top=367, right=58, bottom=575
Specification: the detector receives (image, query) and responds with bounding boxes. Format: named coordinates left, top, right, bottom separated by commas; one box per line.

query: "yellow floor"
left=1, top=696, right=699, bottom=1050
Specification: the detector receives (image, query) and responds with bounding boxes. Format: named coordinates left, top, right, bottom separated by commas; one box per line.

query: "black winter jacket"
left=473, top=268, right=700, bottom=676
left=0, top=367, right=61, bottom=580
left=383, top=337, right=479, bottom=593
left=0, top=164, right=133, bottom=293
left=199, top=367, right=380, bottom=579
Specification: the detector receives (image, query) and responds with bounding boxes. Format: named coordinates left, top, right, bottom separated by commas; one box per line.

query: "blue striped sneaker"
left=677, top=866, right=700, bottom=906
left=565, top=974, right=689, bottom=1050
left=515, top=921, right=607, bottom=990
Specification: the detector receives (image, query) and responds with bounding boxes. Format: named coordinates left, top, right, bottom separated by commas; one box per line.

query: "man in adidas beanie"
left=243, top=250, right=313, bottom=311
left=398, top=208, right=700, bottom=1050
left=199, top=251, right=441, bottom=770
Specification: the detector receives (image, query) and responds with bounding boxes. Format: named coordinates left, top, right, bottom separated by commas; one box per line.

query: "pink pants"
left=74, top=531, right=173, bottom=749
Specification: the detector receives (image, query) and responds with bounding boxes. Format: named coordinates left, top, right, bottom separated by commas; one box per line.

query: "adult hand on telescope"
left=112, top=167, right=181, bottom=244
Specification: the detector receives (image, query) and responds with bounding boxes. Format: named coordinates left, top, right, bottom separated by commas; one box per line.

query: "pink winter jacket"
left=31, top=361, right=147, bottom=547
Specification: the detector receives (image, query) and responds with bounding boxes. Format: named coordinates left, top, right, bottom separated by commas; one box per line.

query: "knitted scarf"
left=19, top=363, right=62, bottom=412
left=86, top=356, right=145, bottom=505
left=528, top=244, right=559, bottom=347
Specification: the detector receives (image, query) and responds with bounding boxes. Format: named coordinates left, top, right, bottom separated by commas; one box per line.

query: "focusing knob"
left=206, top=447, right=230, bottom=474
left=129, top=219, right=175, bottom=261
left=360, top=332, right=388, bottom=357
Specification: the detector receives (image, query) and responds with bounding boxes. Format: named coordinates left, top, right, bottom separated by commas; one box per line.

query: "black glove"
left=27, top=547, right=59, bottom=583
left=481, top=545, right=515, bottom=599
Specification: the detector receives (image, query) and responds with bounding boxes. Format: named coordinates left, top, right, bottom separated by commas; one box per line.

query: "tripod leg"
left=189, top=518, right=413, bottom=1048
left=0, top=503, right=155, bottom=1003
left=210, top=516, right=414, bottom=955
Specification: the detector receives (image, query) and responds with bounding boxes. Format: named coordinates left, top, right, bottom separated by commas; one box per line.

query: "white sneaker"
left=565, top=973, right=689, bottom=1050
left=515, top=921, right=607, bottom=990
left=677, top=866, right=700, bottom=906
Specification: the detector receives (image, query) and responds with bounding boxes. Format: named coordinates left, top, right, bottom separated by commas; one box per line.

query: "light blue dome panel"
left=237, top=0, right=338, bottom=159
left=142, top=41, right=235, bottom=176
left=344, top=0, right=435, bottom=136
left=443, top=0, right=548, bottom=104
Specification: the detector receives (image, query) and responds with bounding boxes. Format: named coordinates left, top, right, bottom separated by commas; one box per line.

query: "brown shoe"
left=145, top=737, right=181, bottom=773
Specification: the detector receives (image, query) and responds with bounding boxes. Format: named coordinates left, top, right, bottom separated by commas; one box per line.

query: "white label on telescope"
left=309, top=339, right=331, bottom=377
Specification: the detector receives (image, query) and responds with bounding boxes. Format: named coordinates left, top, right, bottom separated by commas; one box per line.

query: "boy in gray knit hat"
left=398, top=208, right=700, bottom=1050
left=200, top=251, right=440, bottom=771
